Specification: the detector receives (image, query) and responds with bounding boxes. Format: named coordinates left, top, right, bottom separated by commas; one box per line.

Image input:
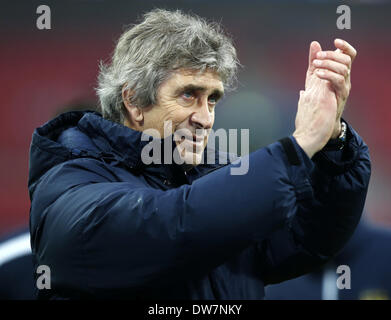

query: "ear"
left=122, top=85, right=143, bottom=125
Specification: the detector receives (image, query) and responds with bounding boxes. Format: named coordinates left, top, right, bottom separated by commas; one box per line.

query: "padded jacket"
left=28, top=111, right=371, bottom=299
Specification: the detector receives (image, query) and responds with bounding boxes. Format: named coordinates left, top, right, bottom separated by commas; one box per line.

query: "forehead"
left=164, top=68, right=224, bottom=93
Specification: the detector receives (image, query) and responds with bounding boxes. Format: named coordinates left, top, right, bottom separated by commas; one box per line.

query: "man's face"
left=141, top=69, right=224, bottom=165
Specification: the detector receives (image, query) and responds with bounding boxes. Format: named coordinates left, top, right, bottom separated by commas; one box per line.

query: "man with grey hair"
left=29, top=9, right=370, bottom=299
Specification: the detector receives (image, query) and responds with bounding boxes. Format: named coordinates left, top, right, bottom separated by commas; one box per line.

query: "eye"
left=208, top=97, right=217, bottom=105
left=208, top=94, right=220, bottom=106
left=182, top=91, right=195, bottom=100
left=177, top=90, right=197, bottom=107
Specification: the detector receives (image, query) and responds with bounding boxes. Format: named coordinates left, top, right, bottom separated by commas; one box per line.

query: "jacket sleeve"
left=258, top=122, right=371, bottom=285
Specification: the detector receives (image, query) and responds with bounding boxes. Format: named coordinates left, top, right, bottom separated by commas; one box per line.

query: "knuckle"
left=319, top=68, right=327, bottom=75
left=342, top=66, right=349, bottom=77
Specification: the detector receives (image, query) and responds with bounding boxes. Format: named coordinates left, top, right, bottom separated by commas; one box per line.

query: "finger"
left=334, top=38, right=357, bottom=61
left=315, top=69, right=348, bottom=97
left=308, top=41, right=322, bottom=73
left=313, top=59, right=350, bottom=78
left=316, top=50, right=352, bottom=68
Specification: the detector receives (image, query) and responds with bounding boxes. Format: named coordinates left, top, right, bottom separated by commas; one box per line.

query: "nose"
left=190, top=100, right=213, bottom=130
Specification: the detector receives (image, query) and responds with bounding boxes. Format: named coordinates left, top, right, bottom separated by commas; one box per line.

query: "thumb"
left=308, top=41, right=322, bottom=73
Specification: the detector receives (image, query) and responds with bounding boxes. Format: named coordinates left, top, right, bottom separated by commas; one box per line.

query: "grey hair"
left=96, top=9, right=240, bottom=124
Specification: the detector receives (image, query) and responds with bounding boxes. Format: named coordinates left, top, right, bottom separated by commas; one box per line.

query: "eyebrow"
left=174, top=84, right=224, bottom=99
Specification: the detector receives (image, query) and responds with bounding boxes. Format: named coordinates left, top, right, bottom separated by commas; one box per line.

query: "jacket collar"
left=77, top=112, right=151, bottom=169
left=77, top=112, right=232, bottom=172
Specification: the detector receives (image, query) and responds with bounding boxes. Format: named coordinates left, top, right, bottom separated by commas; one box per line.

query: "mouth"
left=180, top=137, right=203, bottom=147
left=173, top=128, right=206, bottom=153
left=176, top=135, right=205, bottom=155
left=176, top=133, right=204, bottom=143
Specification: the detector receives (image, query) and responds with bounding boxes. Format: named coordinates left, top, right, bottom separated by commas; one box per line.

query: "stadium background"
left=0, top=0, right=390, bottom=236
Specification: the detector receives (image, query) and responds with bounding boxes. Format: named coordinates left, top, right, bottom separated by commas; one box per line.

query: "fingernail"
left=336, top=39, right=344, bottom=46
left=313, top=59, right=322, bottom=66
left=317, top=52, right=326, bottom=58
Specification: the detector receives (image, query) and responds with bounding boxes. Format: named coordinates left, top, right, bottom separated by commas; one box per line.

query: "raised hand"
left=293, top=39, right=357, bottom=158
left=314, top=39, right=357, bottom=138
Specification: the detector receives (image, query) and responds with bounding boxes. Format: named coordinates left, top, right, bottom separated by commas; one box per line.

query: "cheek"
left=210, top=110, right=215, bottom=125
left=204, top=132, right=211, bottom=147
left=163, top=104, right=192, bottom=127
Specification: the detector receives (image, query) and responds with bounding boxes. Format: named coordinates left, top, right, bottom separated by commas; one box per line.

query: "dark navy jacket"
left=28, top=111, right=371, bottom=299
left=265, top=219, right=391, bottom=300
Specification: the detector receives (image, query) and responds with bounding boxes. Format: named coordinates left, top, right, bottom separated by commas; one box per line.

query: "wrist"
left=323, top=121, right=347, bottom=151
left=292, top=133, right=317, bottom=159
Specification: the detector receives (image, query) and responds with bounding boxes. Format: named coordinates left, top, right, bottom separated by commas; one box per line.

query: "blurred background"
left=0, top=0, right=390, bottom=235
